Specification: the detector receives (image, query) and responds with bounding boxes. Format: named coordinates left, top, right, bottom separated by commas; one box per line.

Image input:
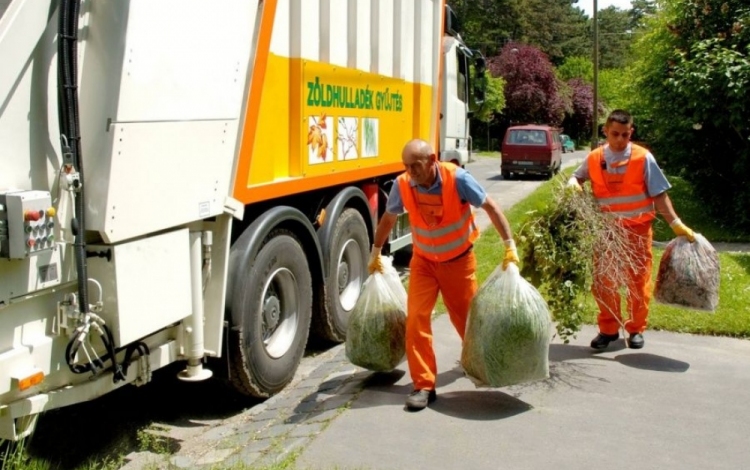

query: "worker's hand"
left=368, top=246, right=384, bottom=274
left=566, top=176, right=583, bottom=193
left=670, top=218, right=696, bottom=243
left=502, top=240, right=520, bottom=270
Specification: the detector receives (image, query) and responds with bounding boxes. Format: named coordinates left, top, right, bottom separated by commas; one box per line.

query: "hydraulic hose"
left=58, top=0, right=89, bottom=316
left=57, top=0, right=149, bottom=383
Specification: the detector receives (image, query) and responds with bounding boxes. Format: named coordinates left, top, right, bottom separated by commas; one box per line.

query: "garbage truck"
left=0, top=0, right=485, bottom=440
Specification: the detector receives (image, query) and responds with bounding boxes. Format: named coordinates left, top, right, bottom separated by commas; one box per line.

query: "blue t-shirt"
left=385, top=164, right=487, bottom=215
left=572, top=143, right=671, bottom=197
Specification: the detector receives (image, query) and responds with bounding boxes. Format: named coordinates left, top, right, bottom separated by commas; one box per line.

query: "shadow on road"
left=428, top=390, right=533, bottom=421
left=550, top=342, right=626, bottom=361
left=549, top=343, right=690, bottom=373
left=613, top=353, right=690, bottom=372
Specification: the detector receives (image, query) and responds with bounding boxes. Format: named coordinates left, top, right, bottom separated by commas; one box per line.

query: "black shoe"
left=590, top=332, right=619, bottom=350
left=627, top=333, right=644, bottom=349
left=405, top=389, right=437, bottom=410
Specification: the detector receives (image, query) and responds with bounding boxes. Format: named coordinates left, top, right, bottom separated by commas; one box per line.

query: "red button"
left=25, top=211, right=41, bottom=222
left=27, top=239, right=36, bottom=248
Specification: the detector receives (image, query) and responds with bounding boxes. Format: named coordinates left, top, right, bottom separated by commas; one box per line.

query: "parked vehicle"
left=0, top=0, right=485, bottom=440
left=500, top=125, right=562, bottom=179
left=560, top=134, right=575, bottom=153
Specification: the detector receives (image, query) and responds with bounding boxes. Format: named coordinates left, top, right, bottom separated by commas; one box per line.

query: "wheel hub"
left=337, top=239, right=363, bottom=312
left=263, top=296, right=281, bottom=331
left=337, top=261, right=349, bottom=294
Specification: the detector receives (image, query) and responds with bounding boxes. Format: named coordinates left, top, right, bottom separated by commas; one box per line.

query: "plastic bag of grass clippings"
left=654, top=234, right=720, bottom=312
left=345, top=257, right=407, bottom=372
left=461, top=263, right=552, bottom=388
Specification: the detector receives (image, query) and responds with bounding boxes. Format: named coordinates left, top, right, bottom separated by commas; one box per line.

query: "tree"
left=628, top=0, right=657, bottom=30
left=596, top=7, right=636, bottom=69
left=560, top=78, right=594, bottom=141
left=629, top=0, right=750, bottom=229
left=449, top=0, right=525, bottom=56
left=557, top=56, right=594, bottom=82
left=472, top=74, right=506, bottom=122
left=489, top=43, right=568, bottom=126
left=450, top=0, right=591, bottom=62
left=520, top=0, right=591, bottom=64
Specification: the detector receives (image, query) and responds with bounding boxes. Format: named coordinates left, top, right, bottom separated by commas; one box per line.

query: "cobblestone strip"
left=139, top=347, right=371, bottom=470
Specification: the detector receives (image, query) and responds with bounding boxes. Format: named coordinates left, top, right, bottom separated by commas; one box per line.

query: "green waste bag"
left=346, top=257, right=407, bottom=372
left=461, top=263, right=552, bottom=387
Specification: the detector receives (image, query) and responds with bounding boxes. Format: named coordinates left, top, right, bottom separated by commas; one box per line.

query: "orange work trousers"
left=406, top=249, right=478, bottom=390
left=592, top=222, right=653, bottom=335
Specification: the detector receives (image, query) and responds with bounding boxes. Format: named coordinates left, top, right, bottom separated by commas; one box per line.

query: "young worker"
left=567, top=109, right=696, bottom=350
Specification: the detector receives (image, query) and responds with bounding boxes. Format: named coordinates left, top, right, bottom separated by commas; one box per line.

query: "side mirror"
left=472, top=55, right=487, bottom=106
left=474, top=56, right=486, bottom=76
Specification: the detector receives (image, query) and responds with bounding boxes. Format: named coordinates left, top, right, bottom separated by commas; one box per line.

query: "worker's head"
left=402, top=139, right=438, bottom=187
left=603, top=109, right=634, bottom=152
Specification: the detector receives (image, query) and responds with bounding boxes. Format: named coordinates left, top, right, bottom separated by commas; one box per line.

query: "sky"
left=579, top=0, right=633, bottom=17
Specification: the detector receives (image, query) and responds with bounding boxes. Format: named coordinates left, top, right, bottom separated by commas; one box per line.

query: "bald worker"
left=368, top=139, right=519, bottom=411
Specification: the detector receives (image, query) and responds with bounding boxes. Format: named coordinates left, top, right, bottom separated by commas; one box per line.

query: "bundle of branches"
left=518, top=180, right=645, bottom=342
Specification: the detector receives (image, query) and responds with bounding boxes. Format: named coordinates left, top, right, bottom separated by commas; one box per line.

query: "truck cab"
left=438, top=6, right=485, bottom=169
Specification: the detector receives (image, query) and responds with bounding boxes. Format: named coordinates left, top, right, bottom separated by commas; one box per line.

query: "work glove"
left=368, top=246, right=384, bottom=274
left=670, top=218, right=696, bottom=243
left=502, top=239, right=520, bottom=270
left=566, top=176, right=582, bottom=193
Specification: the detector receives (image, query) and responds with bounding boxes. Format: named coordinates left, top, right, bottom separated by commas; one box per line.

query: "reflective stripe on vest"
left=412, top=210, right=477, bottom=255
left=587, top=144, right=655, bottom=226
left=397, top=162, right=479, bottom=262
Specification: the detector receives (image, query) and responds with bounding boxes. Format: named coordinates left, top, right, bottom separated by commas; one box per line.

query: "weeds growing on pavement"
left=136, top=425, right=175, bottom=455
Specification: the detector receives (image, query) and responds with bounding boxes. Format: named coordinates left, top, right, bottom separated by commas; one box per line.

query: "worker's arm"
left=372, top=212, right=398, bottom=249
left=653, top=192, right=695, bottom=242
left=369, top=211, right=398, bottom=273
left=481, top=197, right=519, bottom=269
left=567, top=161, right=589, bottom=191
left=481, top=197, right=513, bottom=242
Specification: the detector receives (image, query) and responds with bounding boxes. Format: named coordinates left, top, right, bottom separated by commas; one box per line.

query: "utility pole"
left=591, top=0, right=599, bottom=150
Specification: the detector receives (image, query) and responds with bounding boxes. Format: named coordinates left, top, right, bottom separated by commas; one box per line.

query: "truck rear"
left=0, top=0, right=484, bottom=440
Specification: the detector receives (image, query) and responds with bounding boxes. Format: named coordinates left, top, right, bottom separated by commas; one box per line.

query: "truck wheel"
left=229, top=229, right=312, bottom=397
left=317, top=208, right=368, bottom=342
left=502, top=170, right=512, bottom=180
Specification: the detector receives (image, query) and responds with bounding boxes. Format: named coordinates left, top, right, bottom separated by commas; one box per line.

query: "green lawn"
left=473, top=151, right=501, bottom=158
left=470, top=170, right=750, bottom=338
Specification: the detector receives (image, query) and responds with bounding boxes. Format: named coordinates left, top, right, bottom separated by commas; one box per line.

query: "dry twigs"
left=518, top=179, right=646, bottom=341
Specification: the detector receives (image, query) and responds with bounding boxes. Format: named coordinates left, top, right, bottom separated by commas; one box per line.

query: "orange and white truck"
left=0, top=0, right=485, bottom=439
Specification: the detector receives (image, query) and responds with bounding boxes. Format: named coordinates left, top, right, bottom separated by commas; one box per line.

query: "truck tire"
left=317, top=208, right=369, bottom=342
left=229, top=229, right=312, bottom=398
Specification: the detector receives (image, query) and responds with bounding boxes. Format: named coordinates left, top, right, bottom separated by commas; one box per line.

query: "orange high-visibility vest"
left=587, top=144, right=656, bottom=226
left=397, top=162, right=479, bottom=262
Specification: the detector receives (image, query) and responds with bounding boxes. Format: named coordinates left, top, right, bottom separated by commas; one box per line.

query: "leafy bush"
left=628, top=0, right=750, bottom=229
